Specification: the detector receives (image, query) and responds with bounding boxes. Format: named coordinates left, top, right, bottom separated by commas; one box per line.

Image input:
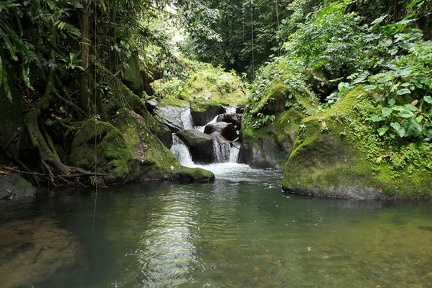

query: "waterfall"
left=212, top=138, right=231, bottom=163
left=170, top=135, right=194, bottom=166
left=229, top=143, right=240, bottom=163
left=171, top=105, right=241, bottom=166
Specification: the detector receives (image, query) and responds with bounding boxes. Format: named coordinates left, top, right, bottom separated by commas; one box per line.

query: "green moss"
left=70, top=119, right=133, bottom=183
left=282, top=85, right=432, bottom=198
left=111, top=108, right=214, bottom=181
left=151, top=64, right=247, bottom=108
left=123, top=53, right=144, bottom=92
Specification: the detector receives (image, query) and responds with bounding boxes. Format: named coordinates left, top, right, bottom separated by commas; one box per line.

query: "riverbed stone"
left=0, top=218, right=84, bottom=288
left=0, top=174, right=36, bottom=200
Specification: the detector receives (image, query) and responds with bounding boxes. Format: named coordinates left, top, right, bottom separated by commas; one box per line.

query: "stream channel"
left=1, top=163, right=432, bottom=287
left=1, top=108, right=432, bottom=287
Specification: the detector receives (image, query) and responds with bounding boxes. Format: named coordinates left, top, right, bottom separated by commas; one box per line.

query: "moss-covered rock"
left=150, top=64, right=247, bottom=126
left=282, top=86, right=432, bottom=199
left=0, top=174, right=36, bottom=200
left=123, top=53, right=144, bottom=95
left=69, top=119, right=133, bottom=184
left=112, top=108, right=214, bottom=182
left=240, top=108, right=304, bottom=169
left=190, top=97, right=222, bottom=126
left=240, top=60, right=319, bottom=168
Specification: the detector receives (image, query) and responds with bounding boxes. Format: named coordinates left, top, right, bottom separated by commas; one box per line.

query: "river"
left=1, top=163, right=432, bottom=287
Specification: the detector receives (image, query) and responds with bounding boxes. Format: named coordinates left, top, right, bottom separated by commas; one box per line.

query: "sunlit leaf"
left=363, top=85, right=377, bottom=91
left=381, top=107, right=393, bottom=118
left=424, top=95, right=432, bottom=104
left=403, top=104, right=418, bottom=111
left=398, top=110, right=415, bottom=118
left=397, top=88, right=411, bottom=95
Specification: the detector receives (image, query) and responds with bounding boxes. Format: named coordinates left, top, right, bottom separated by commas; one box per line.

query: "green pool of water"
left=1, top=164, right=431, bottom=287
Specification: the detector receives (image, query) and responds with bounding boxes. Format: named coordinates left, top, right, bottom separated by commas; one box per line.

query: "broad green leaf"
left=377, top=75, right=392, bottom=84
left=371, top=15, right=387, bottom=25
left=395, top=69, right=412, bottom=77
left=402, top=118, right=422, bottom=138
left=398, top=110, right=415, bottom=118
left=403, top=104, right=418, bottom=111
left=378, top=125, right=389, bottom=136
left=388, top=98, right=396, bottom=106
left=381, top=107, right=393, bottom=118
left=424, top=95, right=432, bottom=104
left=369, top=114, right=383, bottom=122
left=390, top=122, right=405, bottom=137
left=396, top=88, right=411, bottom=95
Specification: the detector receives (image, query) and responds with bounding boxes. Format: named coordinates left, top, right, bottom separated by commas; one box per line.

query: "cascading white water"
left=171, top=105, right=241, bottom=167
left=228, top=144, right=240, bottom=163
left=212, top=138, right=231, bottom=163
left=170, top=135, right=194, bottom=166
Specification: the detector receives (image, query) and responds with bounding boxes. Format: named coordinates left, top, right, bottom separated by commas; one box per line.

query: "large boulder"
left=204, top=122, right=238, bottom=141
left=176, top=129, right=214, bottom=164
left=239, top=109, right=302, bottom=169
left=154, top=103, right=193, bottom=133
left=69, top=119, right=133, bottom=184
left=190, top=98, right=222, bottom=126
left=216, top=113, right=242, bottom=129
left=282, top=86, right=432, bottom=199
left=69, top=110, right=214, bottom=183
left=112, top=109, right=214, bottom=182
left=241, top=61, right=319, bottom=169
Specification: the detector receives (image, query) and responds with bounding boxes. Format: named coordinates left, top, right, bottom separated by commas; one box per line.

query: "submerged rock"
left=0, top=218, right=84, bottom=288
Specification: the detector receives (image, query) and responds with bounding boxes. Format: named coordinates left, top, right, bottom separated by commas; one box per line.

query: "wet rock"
left=216, top=113, right=242, bottom=129
left=0, top=174, right=36, bottom=200
left=176, top=129, right=214, bottom=164
left=204, top=122, right=238, bottom=141
left=154, top=104, right=191, bottom=133
left=190, top=99, right=222, bottom=126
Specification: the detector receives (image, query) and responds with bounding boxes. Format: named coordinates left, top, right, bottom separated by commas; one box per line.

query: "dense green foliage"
left=1, top=0, right=431, bottom=190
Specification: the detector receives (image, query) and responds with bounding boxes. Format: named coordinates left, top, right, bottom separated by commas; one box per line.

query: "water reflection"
left=136, top=185, right=200, bottom=287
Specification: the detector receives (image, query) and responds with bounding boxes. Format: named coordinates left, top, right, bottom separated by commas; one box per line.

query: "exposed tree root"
left=18, top=72, right=103, bottom=186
